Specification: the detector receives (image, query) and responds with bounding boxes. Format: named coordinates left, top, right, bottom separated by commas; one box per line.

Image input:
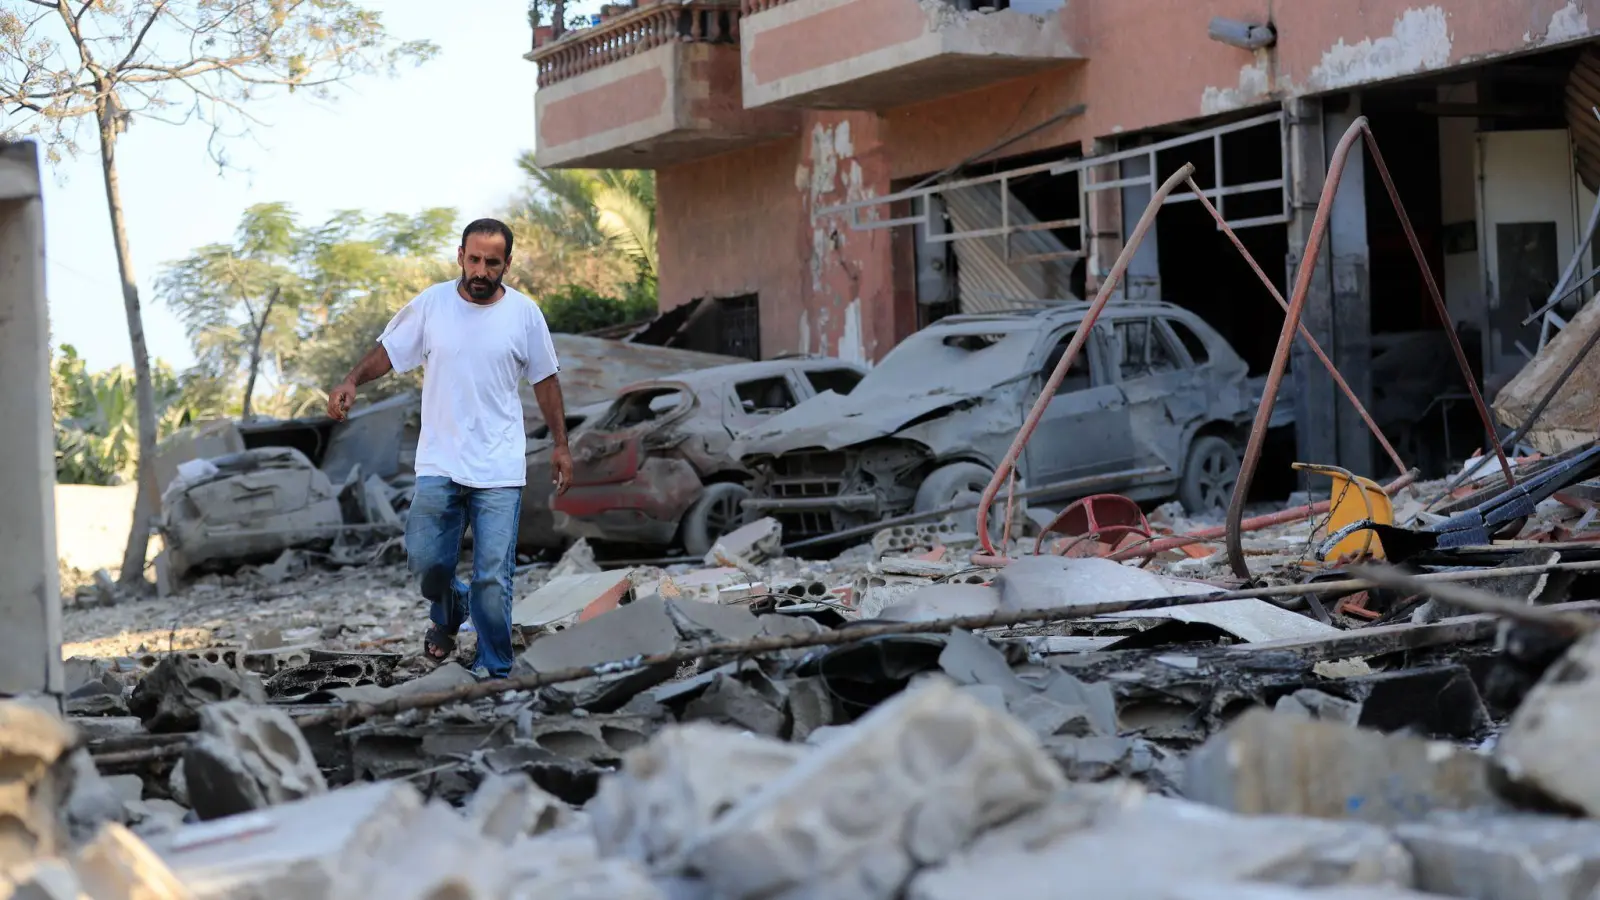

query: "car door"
left=1113, top=316, right=1192, bottom=471
left=1022, top=323, right=1133, bottom=487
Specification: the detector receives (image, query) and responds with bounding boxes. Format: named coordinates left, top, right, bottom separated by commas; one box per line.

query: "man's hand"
left=327, top=381, right=357, bottom=421
left=551, top=444, right=574, bottom=495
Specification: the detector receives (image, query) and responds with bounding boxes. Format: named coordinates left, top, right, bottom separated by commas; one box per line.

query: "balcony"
left=530, top=0, right=800, bottom=169
left=739, top=0, right=1082, bottom=110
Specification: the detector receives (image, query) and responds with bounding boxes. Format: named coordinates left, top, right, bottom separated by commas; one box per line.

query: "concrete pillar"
left=1324, top=97, right=1374, bottom=478
left=1285, top=96, right=1375, bottom=479
left=0, top=141, right=63, bottom=700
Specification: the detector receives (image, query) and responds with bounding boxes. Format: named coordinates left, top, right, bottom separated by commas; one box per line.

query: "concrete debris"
left=128, top=656, right=267, bottom=734
left=56, top=441, right=1600, bottom=899
left=1495, top=628, right=1600, bottom=816
left=0, top=701, right=78, bottom=868
left=182, top=702, right=327, bottom=821
left=588, top=724, right=809, bottom=870
left=678, top=681, right=1064, bottom=899
left=704, top=516, right=783, bottom=568
left=550, top=537, right=602, bottom=578
left=463, top=773, right=573, bottom=843
left=72, top=822, right=191, bottom=900
left=1185, top=709, right=1503, bottom=824
left=511, top=569, right=635, bottom=630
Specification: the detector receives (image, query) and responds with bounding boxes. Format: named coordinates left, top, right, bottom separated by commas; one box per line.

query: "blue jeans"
left=405, top=477, right=523, bottom=678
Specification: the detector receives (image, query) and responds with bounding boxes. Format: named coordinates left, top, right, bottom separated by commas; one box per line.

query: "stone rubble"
left=38, top=470, right=1600, bottom=899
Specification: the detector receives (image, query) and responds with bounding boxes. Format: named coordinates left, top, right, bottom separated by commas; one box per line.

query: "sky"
left=38, top=0, right=587, bottom=372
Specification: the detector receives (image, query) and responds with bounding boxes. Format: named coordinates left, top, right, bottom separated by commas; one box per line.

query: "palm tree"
left=513, top=155, right=658, bottom=281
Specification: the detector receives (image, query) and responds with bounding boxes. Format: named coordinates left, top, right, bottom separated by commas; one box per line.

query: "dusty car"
left=545, top=358, right=867, bottom=556
left=733, top=302, right=1257, bottom=543
left=518, top=401, right=614, bottom=553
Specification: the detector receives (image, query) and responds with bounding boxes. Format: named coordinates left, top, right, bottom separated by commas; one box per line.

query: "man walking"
left=327, top=218, right=572, bottom=679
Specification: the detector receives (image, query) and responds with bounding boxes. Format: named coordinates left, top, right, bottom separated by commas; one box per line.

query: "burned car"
left=518, top=401, right=614, bottom=553
left=546, top=358, right=867, bottom=556
left=733, top=302, right=1257, bottom=543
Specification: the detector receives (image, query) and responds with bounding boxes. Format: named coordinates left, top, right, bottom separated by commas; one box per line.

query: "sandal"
left=423, top=623, right=457, bottom=662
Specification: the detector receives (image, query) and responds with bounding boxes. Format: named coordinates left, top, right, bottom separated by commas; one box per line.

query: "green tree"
left=538, top=283, right=658, bottom=334
left=52, top=345, right=194, bottom=486
left=514, top=159, right=658, bottom=280
left=0, top=0, right=434, bottom=587
left=159, top=203, right=304, bottom=420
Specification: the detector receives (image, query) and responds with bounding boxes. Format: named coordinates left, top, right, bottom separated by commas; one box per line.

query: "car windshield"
left=854, top=324, right=1038, bottom=397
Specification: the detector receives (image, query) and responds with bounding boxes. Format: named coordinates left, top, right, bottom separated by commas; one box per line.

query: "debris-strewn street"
left=25, top=447, right=1600, bottom=898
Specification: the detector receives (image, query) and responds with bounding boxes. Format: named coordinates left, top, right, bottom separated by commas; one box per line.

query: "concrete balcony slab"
left=740, top=0, right=1083, bottom=110
left=532, top=6, right=800, bottom=169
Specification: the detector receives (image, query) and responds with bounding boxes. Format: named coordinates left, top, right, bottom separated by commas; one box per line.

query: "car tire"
left=914, top=462, right=996, bottom=515
left=681, top=482, right=754, bottom=558
left=1178, top=435, right=1240, bottom=515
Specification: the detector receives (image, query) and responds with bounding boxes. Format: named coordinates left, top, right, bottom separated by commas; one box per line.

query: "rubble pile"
left=38, top=445, right=1600, bottom=898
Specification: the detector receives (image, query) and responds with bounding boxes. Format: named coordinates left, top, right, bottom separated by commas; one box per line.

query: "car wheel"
left=1178, top=435, right=1240, bottom=515
left=681, top=482, right=754, bottom=558
left=914, top=462, right=996, bottom=515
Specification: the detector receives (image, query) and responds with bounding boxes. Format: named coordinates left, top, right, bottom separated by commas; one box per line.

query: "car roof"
left=930, top=300, right=1201, bottom=330
left=626, top=357, right=859, bottom=392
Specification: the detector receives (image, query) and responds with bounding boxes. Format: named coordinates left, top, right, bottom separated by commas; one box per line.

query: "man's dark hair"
left=461, top=218, right=515, bottom=259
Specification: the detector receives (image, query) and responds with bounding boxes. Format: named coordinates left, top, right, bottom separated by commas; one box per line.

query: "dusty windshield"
left=854, top=325, right=1038, bottom=397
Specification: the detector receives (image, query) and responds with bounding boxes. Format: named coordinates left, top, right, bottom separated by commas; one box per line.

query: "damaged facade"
left=531, top=0, right=1600, bottom=483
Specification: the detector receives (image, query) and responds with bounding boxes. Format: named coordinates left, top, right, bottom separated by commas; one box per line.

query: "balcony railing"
left=531, top=0, right=743, bottom=88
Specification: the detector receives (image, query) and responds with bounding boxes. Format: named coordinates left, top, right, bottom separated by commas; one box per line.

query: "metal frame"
left=818, top=110, right=1289, bottom=255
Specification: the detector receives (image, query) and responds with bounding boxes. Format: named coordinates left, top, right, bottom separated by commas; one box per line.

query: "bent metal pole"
left=974, top=163, right=1197, bottom=556
left=1184, top=175, right=1407, bottom=477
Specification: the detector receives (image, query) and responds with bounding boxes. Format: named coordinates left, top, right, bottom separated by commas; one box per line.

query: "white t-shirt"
left=378, top=280, right=560, bottom=489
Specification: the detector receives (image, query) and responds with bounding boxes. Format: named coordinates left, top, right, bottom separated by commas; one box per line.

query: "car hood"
left=732, top=387, right=980, bottom=458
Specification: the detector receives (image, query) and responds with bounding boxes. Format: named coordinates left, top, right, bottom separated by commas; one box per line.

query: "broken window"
left=607, top=388, right=689, bottom=428
left=943, top=333, right=1005, bottom=352
left=733, top=377, right=796, bottom=415
left=805, top=368, right=863, bottom=396
left=1114, top=319, right=1180, bottom=380
left=719, top=295, right=761, bottom=359
left=531, top=413, right=589, bottom=442
left=1042, top=331, right=1091, bottom=393
left=1165, top=319, right=1211, bottom=366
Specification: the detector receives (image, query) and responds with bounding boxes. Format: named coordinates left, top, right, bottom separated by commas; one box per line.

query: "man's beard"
left=461, top=273, right=501, bottom=301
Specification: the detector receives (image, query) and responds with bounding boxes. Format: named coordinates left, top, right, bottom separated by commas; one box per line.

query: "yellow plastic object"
left=1292, top=462, right=1392, bottom=561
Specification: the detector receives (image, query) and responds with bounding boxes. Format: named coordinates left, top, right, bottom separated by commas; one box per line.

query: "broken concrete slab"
left=64, top=748, right=131, bottom=844
left=682, top=673, right=788, bottom=738
left=588, top=723, right=809, bottom=872
left=873, top=557, right=962, bottom=579
left=128, top=655, right=267, bottom=733
left=515, top=597, right=684, bottom=710
left=1394, top=811, right=1600, bottom=900
left=871, top=521, right=961, bottom=558
left=551, top=537, right=602, bottom=578
left=908, top=784, right=1414, bottom=900
left=873, top=584, right=1001, bottom=623
left=327, top=799, right=507, bottom=900
left=1497, top=630, right=1600, bottom=816
left=1185, top=709, right=1502, bottom=825
left=704, top=517, right=782, bottom=567
left=73, top=821, right=191, bottom=900
left=3, top=858, right=87, bottom=900
left=149, top=780, right=424, bottom=899
left=994, top=556, right=1221, bottom=614
left=182, top=701, right=327, bottom=822
left=679, top=681, right=1064, bottom=900
left=512, top=570, right=634, bottom=630
left=0, top=700, right=78, bottom=868
left=463, top=773, right=573, bottom=844
left=1102, top=598, right=1341, bottom=644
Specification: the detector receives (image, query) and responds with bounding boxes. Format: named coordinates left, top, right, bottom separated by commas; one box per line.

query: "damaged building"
left=530, top=0, right=1600, bottom=484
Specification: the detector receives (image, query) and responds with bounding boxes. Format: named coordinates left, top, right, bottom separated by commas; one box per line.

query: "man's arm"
left=326, top=343, right=394, bottom=421
left=533, top=373, right=572, bottom=494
